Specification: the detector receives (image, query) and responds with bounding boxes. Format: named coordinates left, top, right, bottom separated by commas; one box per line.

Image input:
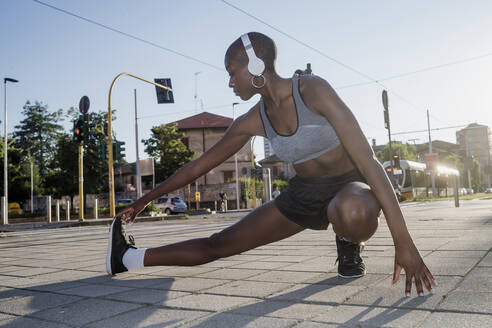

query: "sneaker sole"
left=338, top=270, right=366, bottom=279
left=106, top=218, right=117, bottom=275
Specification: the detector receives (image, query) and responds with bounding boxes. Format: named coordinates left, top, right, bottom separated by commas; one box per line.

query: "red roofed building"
left=172, top=112, right=253, bottom=206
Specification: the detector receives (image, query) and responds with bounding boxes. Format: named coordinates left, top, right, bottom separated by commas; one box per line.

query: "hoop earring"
left=251, top=75, right=266, bottom=89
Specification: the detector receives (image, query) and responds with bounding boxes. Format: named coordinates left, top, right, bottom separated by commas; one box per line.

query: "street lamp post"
left=232, top=102, right=240, bottom=209
left=3, top=78, right=18, bottom=225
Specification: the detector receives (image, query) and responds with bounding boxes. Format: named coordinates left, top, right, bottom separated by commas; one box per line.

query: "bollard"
left=454, top=175, right=459, bottom=208
left=56, top=200, right=60, bottom=222
left=1, top=197, right=6, bottom=225
left=46, top=196, right=52, bottom=223
left=66, top=200, right=70, bottom=221
left=94, top=199, right=98, bottom=220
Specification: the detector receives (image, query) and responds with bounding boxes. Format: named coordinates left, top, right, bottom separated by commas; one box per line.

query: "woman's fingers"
left=414, top=277, right=424, bottom=296
left=405, top=275, right=412, bottom=297
left=392, top=263, right=402, bottom=285
left=424, top=265, right=437, bottom=286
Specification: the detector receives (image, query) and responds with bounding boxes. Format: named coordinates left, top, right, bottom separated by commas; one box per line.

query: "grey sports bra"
left=259, top=75, right=341, bottom=164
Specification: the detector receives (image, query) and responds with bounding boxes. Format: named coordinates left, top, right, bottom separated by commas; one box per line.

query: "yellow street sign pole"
left=107, top=73, right=172, bottom=217
left=78, top=143, right=84, bottom=220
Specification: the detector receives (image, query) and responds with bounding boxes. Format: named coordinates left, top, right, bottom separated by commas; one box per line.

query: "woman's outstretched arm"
left=116, top=107, right=261, bottom=223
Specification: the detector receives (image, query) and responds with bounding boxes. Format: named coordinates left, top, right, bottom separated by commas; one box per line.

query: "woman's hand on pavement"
left=393, top=240, right=437, bottom=296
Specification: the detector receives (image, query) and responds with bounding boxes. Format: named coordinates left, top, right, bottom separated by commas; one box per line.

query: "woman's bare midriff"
left=293, top=144, right=356, bottom=178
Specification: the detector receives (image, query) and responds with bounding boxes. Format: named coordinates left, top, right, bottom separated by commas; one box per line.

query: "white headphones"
left=241, top=33, right=266, bottom=88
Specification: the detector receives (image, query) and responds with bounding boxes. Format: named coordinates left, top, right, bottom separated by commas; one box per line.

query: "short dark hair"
left=225, top=32, right=277, bottom=72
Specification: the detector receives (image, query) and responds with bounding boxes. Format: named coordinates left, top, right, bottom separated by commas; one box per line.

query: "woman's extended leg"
left=327, top=181, right=381, bottom=243
left=144, top=201, right=305, bottom=267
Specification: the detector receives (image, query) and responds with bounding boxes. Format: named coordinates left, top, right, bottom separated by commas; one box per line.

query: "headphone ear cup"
left=248, top=58, right=265, bottom=76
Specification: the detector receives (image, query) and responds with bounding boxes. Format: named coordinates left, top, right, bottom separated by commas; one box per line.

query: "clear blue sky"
left=2, top=0, right=492, bottom=163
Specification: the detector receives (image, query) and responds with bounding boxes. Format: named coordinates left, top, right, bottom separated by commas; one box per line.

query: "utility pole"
left=427, top=110, right=436, bottom=197
left=233, top=102, right=240, bottom=210
left=382, top=90, right=396, bottom=187
left=134, top=89, right=142, bottom=198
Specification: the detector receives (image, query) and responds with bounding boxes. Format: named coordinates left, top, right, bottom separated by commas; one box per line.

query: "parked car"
left=459, top=188, right=468, bottom=196
left=485, top=188, right=492, bottom=194
left=155, top=196, right=187, bottom=214
left=466, top=188, right=474, bottom=195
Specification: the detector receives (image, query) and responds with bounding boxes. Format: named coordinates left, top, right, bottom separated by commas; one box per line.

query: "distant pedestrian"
left=108, top=32, right=435, bottom=297
left=272, top=186, right=280, bottom=199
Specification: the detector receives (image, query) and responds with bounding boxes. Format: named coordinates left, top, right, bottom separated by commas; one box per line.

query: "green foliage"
left=13, top=101, right=64, bottom=186
left=375, top=142, right=417, bottom=163
left=143, top=123, right=195, bottom=183
left=272, top=179, right=289, bottom=192
left=239, top=177, right=264, bottom=203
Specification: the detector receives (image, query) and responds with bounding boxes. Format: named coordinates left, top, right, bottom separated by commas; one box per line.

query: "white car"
left=155, top=196, right=187, bottom=214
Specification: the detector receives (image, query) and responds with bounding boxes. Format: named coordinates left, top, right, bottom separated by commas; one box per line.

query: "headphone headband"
left=241, top=33, right=265, bottom=76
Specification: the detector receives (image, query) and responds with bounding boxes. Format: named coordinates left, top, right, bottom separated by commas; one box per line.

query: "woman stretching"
left=107, top=32, right=435, bottom=297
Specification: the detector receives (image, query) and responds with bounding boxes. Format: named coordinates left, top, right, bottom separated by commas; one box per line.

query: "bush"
left=272, top=179, right=289, bottom=192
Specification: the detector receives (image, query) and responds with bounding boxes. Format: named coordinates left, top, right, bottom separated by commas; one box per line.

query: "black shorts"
left=274, top=169, right=366, bottom=230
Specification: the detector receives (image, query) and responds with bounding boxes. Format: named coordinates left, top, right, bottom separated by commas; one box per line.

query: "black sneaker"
left=106, top=217, right=136, bottom=275
left=335, top=235, right=366, bottom=278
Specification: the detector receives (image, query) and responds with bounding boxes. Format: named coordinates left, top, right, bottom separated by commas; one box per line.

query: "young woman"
left=107, top=32, right=435, bottom=296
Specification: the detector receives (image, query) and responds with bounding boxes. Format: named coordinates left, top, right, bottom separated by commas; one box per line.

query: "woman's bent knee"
left=331, top=192, right=381, bottom=243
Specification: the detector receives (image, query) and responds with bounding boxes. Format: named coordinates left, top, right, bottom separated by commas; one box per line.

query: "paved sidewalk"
left=0, top=200, right=491, bottom=327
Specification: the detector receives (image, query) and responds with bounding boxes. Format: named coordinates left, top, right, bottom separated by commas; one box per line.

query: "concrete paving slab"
left=0, top=317, right=72, bottom=328
left=304, top=272, right=389, bottom=287
left=0, top=291, right=82, bottom=315
left=30, top=298, right=143, bottom=326
left=148, top=266, right=218, bottom=277
left=245, top=270, right=323, bottom=284
left=1, top=200, right=491, bottom=327
left=103, top=288, right=190, bottom=304
left=205, top=280, right=293, bottom=298
left=311, top=304, right=431, bottom=327
left=344, top=275, right=461, bottom=310
left=456, top=267, right=492, bottom=292
left=478, top=252, right=492, bottom=267
left=437, top=291, right=492, bottom=313
left=230, top=300, right=332, bottom=320
left=230, top=260, right=293, bottom=270
left=152, top=277, right=229, bottom=292
left=196, top=268, right=266, bottom=280
left=162, top=293, right=256, bottom=311
left=56, top=283, right=133, bottom=297
left=419, top=311, right=492, bottom=328
left=179, top=312, right=297, bottom=328
left=292, top=322, right=339, bottom=328
left=270, top=283, right=365, bottom=304
left=84, top=306, right=210, bottom=328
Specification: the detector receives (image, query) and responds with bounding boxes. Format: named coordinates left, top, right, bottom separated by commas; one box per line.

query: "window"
left=223, top=170, right=234, bottom=182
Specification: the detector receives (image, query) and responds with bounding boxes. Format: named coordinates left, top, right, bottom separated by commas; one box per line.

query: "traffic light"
left=393, top=154, right=400, bottom=168
left=73, top=118, right=84, bottom=143
left=113, top=140, right=126, bottom=161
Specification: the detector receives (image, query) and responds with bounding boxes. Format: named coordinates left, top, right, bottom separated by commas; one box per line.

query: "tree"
left=13, top=101, right=64, bottom=187
left=143, top=123, right=195, bottom=183
left=375, top=142, right=417, bottom=164
left=46, top=108, right=112, bottom=198
left=0, top=139, right=41, bottom=203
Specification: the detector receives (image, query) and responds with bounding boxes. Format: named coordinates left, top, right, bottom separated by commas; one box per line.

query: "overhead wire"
left=31, top=0, right=224, bottom=71
left=219, top=0, right=471, bottom=127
